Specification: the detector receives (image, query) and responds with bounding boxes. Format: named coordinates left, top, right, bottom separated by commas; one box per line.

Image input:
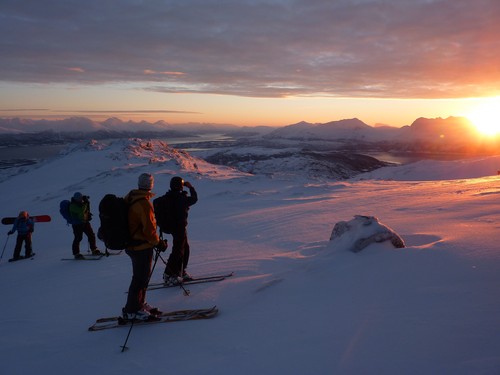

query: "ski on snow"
left=88, top=306, right=219, bottom=331
left=8, top=253, right=36, bottom=262
left=61, top=250, right=121, bottom=260
left=147, top=272, right=234, bottom=291
left=61, top=254, right=104, bottom=261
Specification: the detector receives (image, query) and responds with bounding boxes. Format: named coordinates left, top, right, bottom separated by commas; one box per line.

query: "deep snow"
left=1, top=139, right=500, bottom=375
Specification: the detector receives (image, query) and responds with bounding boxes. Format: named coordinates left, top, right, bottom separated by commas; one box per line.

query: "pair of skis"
left=90, top=272, right=233, bottom=333
left=88, top=306, right=219, bottom=331
left=146, top=272, right=234, bottom=296
left=147, top=272, right=234, bottom=291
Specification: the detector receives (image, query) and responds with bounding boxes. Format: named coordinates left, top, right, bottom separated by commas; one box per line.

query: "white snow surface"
left=1, top=139, right=500, bottom=375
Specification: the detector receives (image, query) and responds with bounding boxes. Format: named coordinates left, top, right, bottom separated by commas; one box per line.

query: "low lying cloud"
left=67, top=109, right=200, bottom=114
left=1, top=0, right=500, bottom=99
left=67, top=67, right=85, bottom=73
left=0, top=109, right=200, bottom=115
left=143, top=70, right=185, bottom=76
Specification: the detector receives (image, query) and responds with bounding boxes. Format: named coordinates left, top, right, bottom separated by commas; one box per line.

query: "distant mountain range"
left=265, top=117, right=500, bottom=155
left=0, top=115, right=483, bottom=141
left=266, top=116, right=479, bottom=143
left=0, top=116, right=242, bottom=134
left=0, top=116, right=499, bottom=155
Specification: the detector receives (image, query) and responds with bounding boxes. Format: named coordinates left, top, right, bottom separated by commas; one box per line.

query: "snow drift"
left=330, top=215, right=406, bottom=252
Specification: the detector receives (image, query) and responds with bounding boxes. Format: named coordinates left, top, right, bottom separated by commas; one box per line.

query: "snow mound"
left=329, top=215, right=406, bottom=252
left=109, top=138, right=194, bottom=164
left=117, top=138, right=251, bottom=179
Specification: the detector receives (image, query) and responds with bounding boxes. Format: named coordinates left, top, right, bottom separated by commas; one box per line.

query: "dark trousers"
left=13, top=233, right=32, bottom=258
left=165, top=227, right=190, bottom=277
left=72, top=222, right=97, bottom=254
left=124, top=248, right=153, bottom=313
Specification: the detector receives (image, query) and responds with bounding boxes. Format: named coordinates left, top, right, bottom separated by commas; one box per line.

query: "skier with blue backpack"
left=68, top=192, right=101, bottom=259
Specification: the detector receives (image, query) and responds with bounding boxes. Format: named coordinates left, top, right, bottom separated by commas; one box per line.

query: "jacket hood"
left=125, top=189, right=154, bottom=204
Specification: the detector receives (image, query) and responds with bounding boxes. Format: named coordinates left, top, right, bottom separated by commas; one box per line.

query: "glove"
left=156, top=239, right=168, bottom=252
left=7, top=230, right=14, bottom=235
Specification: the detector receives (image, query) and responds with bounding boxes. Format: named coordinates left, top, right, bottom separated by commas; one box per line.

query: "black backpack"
left=153, top=194, right=174, bottom=234
left=97, top=194, right=131, bottom=250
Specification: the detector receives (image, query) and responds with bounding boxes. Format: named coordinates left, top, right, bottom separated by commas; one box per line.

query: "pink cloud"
left=144, top=70, right=185, bottom=76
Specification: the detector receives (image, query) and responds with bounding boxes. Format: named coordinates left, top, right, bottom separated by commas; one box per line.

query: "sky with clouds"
left=1, top=0, right=499, bottom=126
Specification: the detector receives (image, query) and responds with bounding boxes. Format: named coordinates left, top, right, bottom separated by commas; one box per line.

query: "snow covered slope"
left=1, top=139, right=499, bottom=375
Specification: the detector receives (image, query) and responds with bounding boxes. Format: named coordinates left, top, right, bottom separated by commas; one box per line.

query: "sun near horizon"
left=466, top=97, right=500, bottom=136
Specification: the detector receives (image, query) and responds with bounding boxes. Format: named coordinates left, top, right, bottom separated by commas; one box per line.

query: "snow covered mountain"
left=266, top=118, right=397, bottom=142
left=0, top=117, right=244, bottom=134
left=0, top=117, right=107, bottom=133
left=2, top=115, right=499, bottom=157
left=266, top=116, right=500, bottom=155
left=1, top=138, right=500, bottom=375
left=267, top=116, right=481, bottom=143
left=393, top=116, right=477, bottom=145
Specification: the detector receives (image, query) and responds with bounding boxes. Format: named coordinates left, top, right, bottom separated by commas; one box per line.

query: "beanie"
left=138, top=173, right=154, bottom=190
left=73, top=192, right=83, bottom=201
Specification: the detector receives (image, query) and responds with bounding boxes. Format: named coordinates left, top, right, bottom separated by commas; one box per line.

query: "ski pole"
left=178, top=277, right=190, bottom=296
left=179, top=262, right=190, bottom=296
left=0, top=234, right=10, bottom=261
left=149, top=247, right=161, bottom=284
left=120, top=318, right=135, bottom=352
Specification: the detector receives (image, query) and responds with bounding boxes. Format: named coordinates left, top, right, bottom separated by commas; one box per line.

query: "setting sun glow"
left=467, top=98, right=500, bottom=136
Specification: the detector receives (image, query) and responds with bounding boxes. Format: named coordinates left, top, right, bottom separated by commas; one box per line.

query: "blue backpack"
left=59, top=200, right=76, bottom=224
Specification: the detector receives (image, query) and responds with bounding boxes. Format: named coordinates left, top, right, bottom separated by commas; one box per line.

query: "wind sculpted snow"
left=0, top=138, right=499, bottom=375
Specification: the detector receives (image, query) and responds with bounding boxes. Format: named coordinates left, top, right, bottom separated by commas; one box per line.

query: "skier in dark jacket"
left=8, top=211, right=34, bottom=261
left=69, top=192, right=101, bottom=259
left=162, top=176, right=198, bottom=285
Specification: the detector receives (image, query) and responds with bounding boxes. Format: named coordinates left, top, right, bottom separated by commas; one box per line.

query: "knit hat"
left=73, top=192, right=83, bottom=201
left=138, top=173, right=154, bottom=190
